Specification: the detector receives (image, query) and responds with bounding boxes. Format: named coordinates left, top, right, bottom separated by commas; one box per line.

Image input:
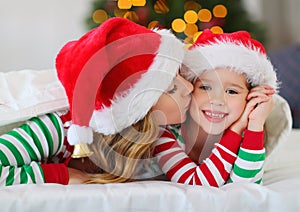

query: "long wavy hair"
left=84, top=112, right=160, bottom=184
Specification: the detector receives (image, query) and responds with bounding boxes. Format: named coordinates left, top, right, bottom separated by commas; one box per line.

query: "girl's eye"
left=167, top=84, right=178, bottom=94
left=226, top=89, right=238, bottom=94
left=199, top=85, right=211, bottom=91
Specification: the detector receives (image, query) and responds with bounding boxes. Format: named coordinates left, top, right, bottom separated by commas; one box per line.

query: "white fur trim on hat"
left=182, top=40, right=278, bottom=90
left=67, top=124, right=93, bottom=145
left=90, top=29, right=184, bottom=135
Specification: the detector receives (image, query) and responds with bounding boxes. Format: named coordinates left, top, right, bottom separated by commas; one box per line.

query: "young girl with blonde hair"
left=0, top=18, right=193, bottom=185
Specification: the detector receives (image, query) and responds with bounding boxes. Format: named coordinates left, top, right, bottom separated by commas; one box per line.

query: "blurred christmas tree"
left=86, top=0, right=266, bottom=44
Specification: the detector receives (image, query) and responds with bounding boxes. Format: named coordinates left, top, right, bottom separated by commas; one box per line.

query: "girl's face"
left=152, top=74, right=193, bottom=125
left=189, top=68, right=249, bottom=135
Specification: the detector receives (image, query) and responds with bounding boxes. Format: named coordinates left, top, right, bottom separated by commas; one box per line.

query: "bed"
left=0, top=69, right=299, bottom=212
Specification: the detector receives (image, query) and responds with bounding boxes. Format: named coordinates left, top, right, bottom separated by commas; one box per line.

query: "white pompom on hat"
left=56, top=18, right=184, bottom=145
left=182, top=29, right=278, bottom=90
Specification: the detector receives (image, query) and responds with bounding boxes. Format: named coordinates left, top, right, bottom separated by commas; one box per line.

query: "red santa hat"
left=56, top=18, right=184, bottom=145
left=182, top=29, right=278, bottom=89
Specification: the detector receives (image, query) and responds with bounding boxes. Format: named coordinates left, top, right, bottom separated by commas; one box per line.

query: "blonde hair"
left=84, top=112, right=160, bottom=184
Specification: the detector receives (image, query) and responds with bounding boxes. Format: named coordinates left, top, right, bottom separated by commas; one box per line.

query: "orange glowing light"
left=92, top=10, right=108, bottom=24
left=184, top=10, right=198, bottom=24
left=123, top=11, right=139, bottom=22
left=172, top=19, right=186, bottom=33
left=118, top=0, right=132, bottom=9
left=132, top=0, right=146, bottom=6
left=184, top=23, right=198, bottom=37
left=210, top=26, right=224, bottom=34
left=213, top=5, right=227, bottom=18
left=148, top=20, right=159, bottom=29
left=198, top=9, right=212, bottom=22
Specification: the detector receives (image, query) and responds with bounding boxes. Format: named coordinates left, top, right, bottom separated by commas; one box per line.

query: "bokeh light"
left=93, top=9, right=109, bottom=24
left=123, top=11, right=139, bottom=22
left=210, top=26, right=224, bottom=34
left=184, top=1, right=201, bottom=12
left=184, top=23, right=198, bottom=37
left=198, top=9, right=212, bottom=22
left=213, top=5, right=227, bottom=18
left=94, top=0, right=228, bottom=40
left=184, top=10, right=198, bottom=24
left=154, top=0, right=169, bottom=14
left=132, top=0, right=146, bottom=6
left=118, top=0, right=132, bottom=9
left=148, top=20, right=159, bottom=29
left=114, top=8, right=128, bottom=17
left=172, top=18, right=186, bottom=33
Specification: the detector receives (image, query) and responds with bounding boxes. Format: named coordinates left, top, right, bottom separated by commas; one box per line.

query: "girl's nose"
left=209, top=92, right=225, bottom=106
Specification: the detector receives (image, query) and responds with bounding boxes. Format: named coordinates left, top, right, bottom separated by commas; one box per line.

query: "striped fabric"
left=153, top=125, right=265, bottom=187
left=0, top=113, right=70, bottom=186
left=153, top=127, right=241, bottom=187
left=229, top=147, right=265, bottom=184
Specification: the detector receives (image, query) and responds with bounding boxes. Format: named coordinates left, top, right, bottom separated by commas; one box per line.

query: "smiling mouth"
left=203, top=110, right=227, bottom=122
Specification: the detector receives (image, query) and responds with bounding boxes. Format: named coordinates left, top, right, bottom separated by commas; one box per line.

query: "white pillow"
left=264, top=94, right=293, bottom=170
left=264, top=94, right=292, bottom=155
left=263, top=129, right=300, bottom=183
left=0, top=69, right=69, bottom=127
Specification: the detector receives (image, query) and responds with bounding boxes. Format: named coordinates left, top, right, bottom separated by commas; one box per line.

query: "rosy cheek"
left=237, top=103, right=246, bottom=117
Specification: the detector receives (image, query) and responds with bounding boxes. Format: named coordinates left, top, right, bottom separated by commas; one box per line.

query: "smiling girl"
left=152, top=29, right=278, bottom=186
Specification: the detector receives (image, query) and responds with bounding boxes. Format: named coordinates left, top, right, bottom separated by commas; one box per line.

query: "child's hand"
left=230, top=85, right=274, bottom=135
left=230, top=100, right=254, bottom=135
left=247, top=85, right=275, bottom=131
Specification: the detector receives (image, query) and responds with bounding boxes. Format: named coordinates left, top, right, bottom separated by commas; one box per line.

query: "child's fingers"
left=249, top=85, right=275, bottom=94
left=247, top=91, right=271, bottom=101
left=246, top=95, right=271, bottom=110
left=251, top=85, right=274, bottom=91
left=248, top=97, right=274, bottom=121
left=243, top=97, right=260, bottom=116
left=247, top=87, right=275, bottom=100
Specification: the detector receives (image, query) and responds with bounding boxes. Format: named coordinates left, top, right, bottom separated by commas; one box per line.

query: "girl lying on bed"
left=0, top=18, right=277, bottom=186
left=0, top=17, right=191, bottom=186
left=152, top=29, right=278, bottom=186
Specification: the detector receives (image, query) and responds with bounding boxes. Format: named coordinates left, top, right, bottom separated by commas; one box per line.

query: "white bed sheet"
left=1, top=179, right=300, bottom=212
left=0, top=129, right=299, bottom=212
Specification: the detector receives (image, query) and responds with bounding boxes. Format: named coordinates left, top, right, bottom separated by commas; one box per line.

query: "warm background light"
left=92, top=9, right=108, bottom=24
left=148, top=20, right=159, bottom=29
left=118, top=0, right=132, bottom=9
left=184, top=1, right=201, bottom=12
left=172, top=18, right=186, bottom=33
left=123, top=11, right=139, bottom=22
left=87, top=0, right=266, bottom=45
left=184, top=10, right=198, bottom=24
left=184, top=23, right=198, bottom=37
left=114, top=8, right=127, bottom=17
left=213, top=4, right=227, bottom=18
left=132, top=0, right=146, bottom=7
left=210, top=26, right=224, bottom=34
left=154, top=0, right=169, bottom=14
left=198, top=9, right=212, bottom=22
